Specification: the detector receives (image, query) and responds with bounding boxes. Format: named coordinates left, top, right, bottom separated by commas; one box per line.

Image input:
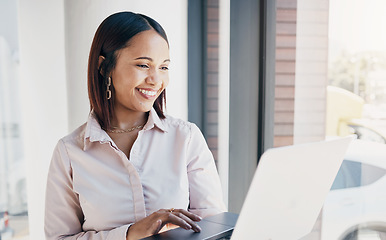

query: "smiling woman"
left=44, top=11, right=226, bottom=240
left=87, top=12, right=170, bottom=131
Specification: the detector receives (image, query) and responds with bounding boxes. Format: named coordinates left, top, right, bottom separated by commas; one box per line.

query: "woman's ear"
left=98, top=56, right=105, bottom=76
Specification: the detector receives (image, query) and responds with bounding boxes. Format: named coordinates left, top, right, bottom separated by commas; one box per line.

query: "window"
left=274, top=0, right=386, bottom=239
left=324, top=0, right=386, bottom=238
left=188, top=0, right=232, bottom=207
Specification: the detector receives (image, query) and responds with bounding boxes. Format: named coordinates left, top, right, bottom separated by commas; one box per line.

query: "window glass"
left=275, top=0, right=386, bottom=239
left=326, top=1, right=386, bottom=238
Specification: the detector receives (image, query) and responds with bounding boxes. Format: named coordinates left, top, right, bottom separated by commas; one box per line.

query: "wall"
left=206, top=0, right=220, bottom=163
left=18, top=1, right=68, bottom=239
left=274, top=0, right=297, bottom=147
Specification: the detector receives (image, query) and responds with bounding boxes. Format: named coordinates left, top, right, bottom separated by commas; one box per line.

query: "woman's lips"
left=137, top=88, right=158, bottom=99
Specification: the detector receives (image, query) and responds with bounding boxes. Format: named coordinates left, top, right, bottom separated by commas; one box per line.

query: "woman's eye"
left=137, top=64, right=149, bottom=68
left=161, top=66, right=169, bottom=70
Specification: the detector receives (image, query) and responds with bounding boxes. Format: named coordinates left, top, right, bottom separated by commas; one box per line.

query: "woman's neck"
left=111, top=109, right=148, bottom=130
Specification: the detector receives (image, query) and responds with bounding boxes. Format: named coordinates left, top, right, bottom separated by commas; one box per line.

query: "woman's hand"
left=126, top=208, right=202, bottom=240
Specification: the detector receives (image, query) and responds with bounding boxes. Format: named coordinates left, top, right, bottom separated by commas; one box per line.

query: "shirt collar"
left=83, top=108, right=167, bottom=150
left=83, top=111, right=114, bottom=150
left=144, top=108, right=167, bottom=132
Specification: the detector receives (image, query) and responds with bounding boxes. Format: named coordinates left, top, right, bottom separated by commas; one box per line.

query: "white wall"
left=18, top=1, right=188, bottom=239
left=18, top=1, right=68, bottom=239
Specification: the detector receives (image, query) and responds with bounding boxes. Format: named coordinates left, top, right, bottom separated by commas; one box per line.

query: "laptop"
left=143, top=136, right=354, bottom=240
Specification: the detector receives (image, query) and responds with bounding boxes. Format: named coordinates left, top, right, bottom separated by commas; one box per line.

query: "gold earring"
left=106, top=77, right=112, bottom=100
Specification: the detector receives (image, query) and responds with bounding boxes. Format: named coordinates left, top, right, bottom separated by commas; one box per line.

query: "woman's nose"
left=146, top=69, right=161, bottom=85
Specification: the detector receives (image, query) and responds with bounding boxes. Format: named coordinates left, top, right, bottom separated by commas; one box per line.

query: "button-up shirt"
left=44, top=108, right=226, bottom=240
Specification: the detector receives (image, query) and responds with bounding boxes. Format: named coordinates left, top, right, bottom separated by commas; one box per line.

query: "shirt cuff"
left=106, top=223, right=133, bottom=240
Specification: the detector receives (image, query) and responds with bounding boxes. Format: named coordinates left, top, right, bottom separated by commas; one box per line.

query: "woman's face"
left=110, top=29, right=170, bottom=115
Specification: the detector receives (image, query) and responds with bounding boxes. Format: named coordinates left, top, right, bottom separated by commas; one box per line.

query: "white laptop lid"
left=231, top=136, right=354, bottom=240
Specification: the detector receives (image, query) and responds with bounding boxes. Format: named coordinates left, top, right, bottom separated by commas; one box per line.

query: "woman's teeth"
left=138, top=89, right=157, bottom=96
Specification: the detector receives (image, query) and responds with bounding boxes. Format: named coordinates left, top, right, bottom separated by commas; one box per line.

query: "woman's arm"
left=186, top=124, right=227, bottom=218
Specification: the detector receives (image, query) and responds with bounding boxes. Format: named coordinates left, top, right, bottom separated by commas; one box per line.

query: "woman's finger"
left=163, top=212, right=193, bottom=230
left=174, top=209, right=202, bottom=222
left=174, top=212, right=202, bottom=232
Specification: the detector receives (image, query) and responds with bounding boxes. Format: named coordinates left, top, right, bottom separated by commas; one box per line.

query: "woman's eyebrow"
left=134, top=56, right=170, bottom=63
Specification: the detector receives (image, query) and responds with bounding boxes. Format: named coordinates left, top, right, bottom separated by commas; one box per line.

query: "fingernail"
left=195, top=224, right=202, bottom=232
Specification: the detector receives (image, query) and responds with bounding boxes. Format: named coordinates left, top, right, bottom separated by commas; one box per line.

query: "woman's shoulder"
left=162, top=114, right=195, bottom=130
left=160, top=114, right=204, bottom=138
left=50, top=123, right=87, bottom=162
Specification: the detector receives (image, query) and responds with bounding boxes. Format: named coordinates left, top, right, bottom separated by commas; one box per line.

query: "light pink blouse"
left=44, top=108, right=226, bottom=240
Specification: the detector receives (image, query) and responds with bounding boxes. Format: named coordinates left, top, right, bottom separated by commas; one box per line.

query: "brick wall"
left=274, top=0, right=297, bottom=147
left=206, top=0, right=220, bottom=163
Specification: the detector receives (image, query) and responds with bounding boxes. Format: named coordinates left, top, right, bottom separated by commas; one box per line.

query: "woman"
left=45, top=11, right=226, bottom=240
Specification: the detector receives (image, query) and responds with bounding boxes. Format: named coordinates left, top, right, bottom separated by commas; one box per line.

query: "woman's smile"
left=136, top=87, right=159, bottom=99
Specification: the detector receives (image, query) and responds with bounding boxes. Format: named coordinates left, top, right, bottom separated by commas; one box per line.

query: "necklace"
left=106, top=124, right=144, bottom=133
